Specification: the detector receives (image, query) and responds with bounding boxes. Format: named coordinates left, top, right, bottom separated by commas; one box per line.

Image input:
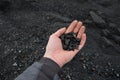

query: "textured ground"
left=0, top=0, right=120, bottom=80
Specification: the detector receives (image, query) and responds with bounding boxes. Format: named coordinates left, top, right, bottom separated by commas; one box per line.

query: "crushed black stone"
left=60, top=32, right=80, bottom=51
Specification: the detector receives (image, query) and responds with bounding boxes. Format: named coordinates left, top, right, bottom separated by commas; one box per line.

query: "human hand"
left=44, top=20, right=86, bottom=67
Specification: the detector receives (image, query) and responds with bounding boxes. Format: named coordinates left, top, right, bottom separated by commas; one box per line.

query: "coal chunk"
left=90, top=11, right=106, bottom=24
left=101, top=37, right=120, bottom=53
left=60, top=32, right=80, bottom=51
left=101, top=29, right=111, bottom=37
left=111, top=35, right=120, bottom=44
left=90, top=11, right=106, bottom=28
left=102, top=37, right=113, bottom=47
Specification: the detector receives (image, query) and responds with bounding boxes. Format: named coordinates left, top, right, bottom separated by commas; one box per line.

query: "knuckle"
left=50, top=34, right=54, bottom=38
left=50, top=35, right=53, bottom=38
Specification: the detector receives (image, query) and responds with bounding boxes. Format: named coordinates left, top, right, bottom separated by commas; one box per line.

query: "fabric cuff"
left=38, top=57, right=61, bottom=79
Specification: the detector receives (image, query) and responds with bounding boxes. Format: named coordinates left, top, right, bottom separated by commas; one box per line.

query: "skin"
left=44, top=20, right=86, bottom=67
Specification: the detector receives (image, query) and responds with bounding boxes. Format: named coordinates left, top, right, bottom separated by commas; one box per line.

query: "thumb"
left=54, top=27, right=66, bottom=37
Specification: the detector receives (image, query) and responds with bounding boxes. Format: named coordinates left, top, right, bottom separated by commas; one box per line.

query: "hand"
left=44, top=20, right=86, bottom=67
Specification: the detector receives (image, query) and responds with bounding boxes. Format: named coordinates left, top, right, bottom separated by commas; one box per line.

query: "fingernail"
left=78, top=21, right=82, bottom=25
left=79, top=21, right=82, bottom=23
left=74, top=20, right=78, bottom=22
left=82, top=26, right=85, bottom=29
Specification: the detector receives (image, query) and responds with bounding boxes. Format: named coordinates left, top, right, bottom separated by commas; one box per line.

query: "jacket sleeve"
left=15, top=57, right=61, bottom=80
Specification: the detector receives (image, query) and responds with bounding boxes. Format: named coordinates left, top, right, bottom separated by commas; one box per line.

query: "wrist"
left=43, top=54, right=64, bottom=68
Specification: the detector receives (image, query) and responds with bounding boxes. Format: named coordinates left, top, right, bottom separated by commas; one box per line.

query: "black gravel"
left=0, top=0, right=120, bottom=80
left=60, top=32, right=80, bottom=51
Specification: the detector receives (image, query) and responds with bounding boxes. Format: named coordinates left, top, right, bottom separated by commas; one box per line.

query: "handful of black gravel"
left=60, top=32, right=80, bottom=51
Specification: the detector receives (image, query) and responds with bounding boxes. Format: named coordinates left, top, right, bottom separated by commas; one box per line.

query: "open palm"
left=44, top=20, right=86, bottom=67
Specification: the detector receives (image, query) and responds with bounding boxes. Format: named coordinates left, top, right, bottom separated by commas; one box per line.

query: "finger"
left=73, top=21, right=82, bottom=33
left=77, top=26, right=85, bottom=39
left=54, top=27, right=66, bottom=37
left=65, top=20, right=78, bottom=33
left=79, top=33, right=86, bottom=50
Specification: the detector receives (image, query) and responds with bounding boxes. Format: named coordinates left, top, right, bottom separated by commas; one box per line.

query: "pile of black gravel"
left=0, top=0, right=120, bottom=80
left=60, top=32, right=80, bottom=51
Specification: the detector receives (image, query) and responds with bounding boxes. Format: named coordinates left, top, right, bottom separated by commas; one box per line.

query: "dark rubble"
left=0, top=0, right=120, bottom=80
left=60, top=32, right=80, bottom=51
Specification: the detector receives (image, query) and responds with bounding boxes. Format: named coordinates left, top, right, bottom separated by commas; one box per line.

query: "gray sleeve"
left=15, top=58, right=61, bottom=80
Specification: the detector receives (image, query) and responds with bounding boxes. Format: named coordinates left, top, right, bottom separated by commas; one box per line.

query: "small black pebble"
left=60, top=32, right=80, bottom=51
